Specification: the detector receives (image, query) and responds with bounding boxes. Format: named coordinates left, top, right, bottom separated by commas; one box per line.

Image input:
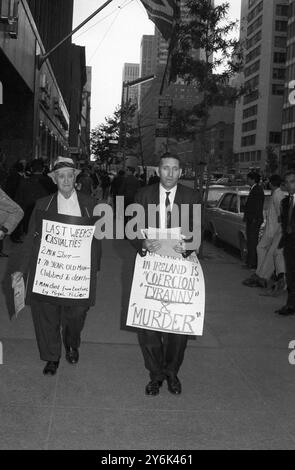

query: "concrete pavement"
left=0, top=237, right=295, bottom=449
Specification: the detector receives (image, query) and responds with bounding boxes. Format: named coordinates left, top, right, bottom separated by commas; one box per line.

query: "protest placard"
left=32, top=219, right=95, bottom=300
left=127, top=252, right=205, bottom=336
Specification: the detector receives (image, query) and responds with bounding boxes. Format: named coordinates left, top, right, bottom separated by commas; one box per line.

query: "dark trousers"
left=284, top=236, right=295, bottom=308
left=246, top=220, right=262, bottom=268
left=31, top=300, right=88, bottom=362
left=138, top=329, right=188, bottom=381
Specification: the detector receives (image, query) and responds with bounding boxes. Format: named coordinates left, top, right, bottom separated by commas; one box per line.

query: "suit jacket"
left=279, top=195, right=295, bottom=248
left=18, top=192, right=102, bottom=306
left=244, top=184, right=265, bottom=224
left=130, top=183, right=201, bottom=256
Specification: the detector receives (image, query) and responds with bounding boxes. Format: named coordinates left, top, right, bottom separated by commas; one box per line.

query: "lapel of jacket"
left=44, top=193, right=58, bottom=214
left=76, top=191, right=89, bottom=217
left=147, top=184, right=160, bottom=228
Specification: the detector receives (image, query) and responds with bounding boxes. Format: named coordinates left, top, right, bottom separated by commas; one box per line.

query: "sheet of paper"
left=13, top=277, right=25, bottom=318
left=142, top=227, right=182, bottom=258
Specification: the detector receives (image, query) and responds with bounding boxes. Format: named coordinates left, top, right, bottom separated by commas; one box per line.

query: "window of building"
left=272, top=83, right=285, bottom=95
left=240, top=153, right=245, bottom=162
left=276, top=4, right=289, bottom=17
left=242, top=119, right=257, bottom=132
left=273, top=68, right=286, bottom=80
left=245, top=152, right=250, bottom=162
left=246, top=30, right=262, bottom=50
left=275, top=20, right=288, bottom=32
left=244, top=89, right=259, bottom=105
left=269, top=132, right=281, bottom=144
left=247, top=15, right=263, bottom=36
left=243, top=105, right=258, bottom=119
left=283, top=106, right=295, bottom=124
left=248, top=1, right=263, bottom=23
left=274, top=51, right=286, bottom=63
left=241, top=134, right=256, bottom=146
left=274, top=36, right=287, bottom=48
left=249, top=0, right=259, bottom=8
left=257, top=150, right=261, bottom=161
left=246, top=45, right=261, bottom=63
left=245, top=74, right=259, bottom=90
left=244, top=60, right=260, bottom=78
left=251, top=151, right=256, bottom=161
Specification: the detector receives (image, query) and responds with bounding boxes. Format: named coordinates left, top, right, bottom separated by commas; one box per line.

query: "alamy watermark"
left=93, top=197, right=201, bottom=250
left=288, top=340, right=295, bottom=365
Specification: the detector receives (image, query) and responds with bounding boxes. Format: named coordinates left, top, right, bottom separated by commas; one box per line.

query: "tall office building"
left=138, top=35, right=156, bottom=110
left=27, top=0, right=74, bottom=109
left=233, top=0, right=289, bottom=174
left=122, top=63, right=140, bottom=106
left=281, top=0, right=295, bottom=169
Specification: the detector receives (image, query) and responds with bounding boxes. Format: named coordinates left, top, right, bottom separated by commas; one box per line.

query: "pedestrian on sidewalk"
left=275, top=170, right=295, bottom=316
left=243, top=171, right=265, bottom=269
left=130, top=153, right=201, bottom=397
left=11, top=157, right=102, bottom=376
left=243, top=174, right=286, bottom=294
left=0, top=187, right=24, bottom=257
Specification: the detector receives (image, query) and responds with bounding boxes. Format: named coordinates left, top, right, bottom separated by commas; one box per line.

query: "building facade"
left=0, top=0, right=87, bottom=167
left=281, top=0, right=295, bottom=169
left=138, top=35, right=156, bottom=110
left=234, top=0, right=289, bottom=175
left=80, top=66, right=92, bottom=162
left=122, top=63, right=140, bottom=106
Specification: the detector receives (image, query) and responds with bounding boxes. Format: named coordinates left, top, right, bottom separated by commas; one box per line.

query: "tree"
left=169, top=0, right=243, bottom=190
left=167, top=0, right=244, bottom=255
left=91, top=101, right=139, bottom=166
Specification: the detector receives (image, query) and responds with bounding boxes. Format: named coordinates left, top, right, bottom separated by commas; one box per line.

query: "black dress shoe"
left=65, top=348, right=79, bottom=364
left=43, top=361, right=59, bottom=376
left=275, top=305, right=295, bottom=316
left=0, top=251, right=8, bottom=257
left=145, top=380, right=163, bottom=396
left=167, top=376, right=182, bottom=395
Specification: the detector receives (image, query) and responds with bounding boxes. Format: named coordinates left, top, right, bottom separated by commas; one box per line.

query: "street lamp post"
left=118, top=74, right=155, bottom=170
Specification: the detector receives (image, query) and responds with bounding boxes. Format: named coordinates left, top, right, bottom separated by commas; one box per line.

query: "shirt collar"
left=58, top=189, right=77, bottom=201
left=159, top=183, right=177, bottom=197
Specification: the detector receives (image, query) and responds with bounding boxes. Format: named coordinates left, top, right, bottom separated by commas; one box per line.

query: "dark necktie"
left=165, top=191, right=171, bottom=228
left=287, top=195, right=294, bottom=234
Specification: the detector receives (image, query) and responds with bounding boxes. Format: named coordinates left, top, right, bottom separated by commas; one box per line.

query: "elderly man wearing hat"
left=12, top=157, right=101, bottom=376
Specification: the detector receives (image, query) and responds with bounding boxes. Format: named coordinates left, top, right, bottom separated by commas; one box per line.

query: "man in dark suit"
left=244, top=171, right=265, bottom=269
left=276, top=170, right=295, bottom=316
left=12, top=157, right=101, bottom=376
left=130, top=153, right=201, bottom=396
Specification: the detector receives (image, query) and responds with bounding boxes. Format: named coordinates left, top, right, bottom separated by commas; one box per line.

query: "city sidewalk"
left=0, top=238, right=295, bottom=450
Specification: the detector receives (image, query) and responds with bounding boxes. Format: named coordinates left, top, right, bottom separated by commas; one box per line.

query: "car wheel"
left=239, top=234, right=247, bottom=263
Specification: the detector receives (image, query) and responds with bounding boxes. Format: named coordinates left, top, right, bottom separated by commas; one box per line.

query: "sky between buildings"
left=73, top=0, right=242, bottom=130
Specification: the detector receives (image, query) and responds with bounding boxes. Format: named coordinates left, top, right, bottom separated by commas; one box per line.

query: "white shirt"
left=57, top=190, right=81, bottom=216
left=159, top=184, right=177, bottom=229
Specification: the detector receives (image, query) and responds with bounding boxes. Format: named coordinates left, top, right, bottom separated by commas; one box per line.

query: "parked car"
left=204, top=185, right=230, bottom=207
left=204, top=189, right=271, bottom=261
